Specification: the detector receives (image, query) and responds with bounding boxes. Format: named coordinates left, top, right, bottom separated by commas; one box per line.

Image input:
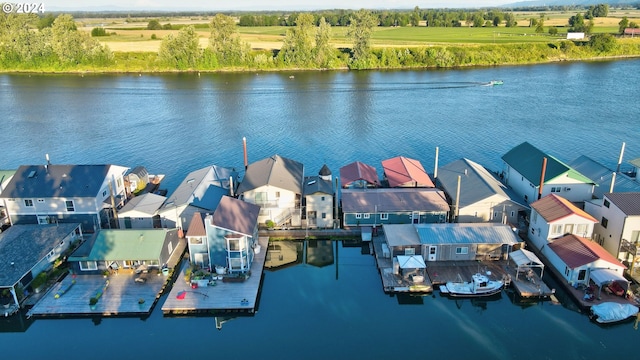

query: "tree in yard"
left=279, top=13, right=316, bottom=66
left=208, top=14, right=249, bottom=66
left=568, top=13, right=593, bottom=34
left=504, top=13, right=517, bottom=28
left=347, top=9, right=378, bottom=62
left=158, top=25, right=200, bottom=69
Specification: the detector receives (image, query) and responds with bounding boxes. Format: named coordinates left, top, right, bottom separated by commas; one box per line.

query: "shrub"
left=151, top=34, right=157, bottom=40
left=265, top=220, right=276, bottom=228
left=31, top=272, right=48, bottom=289
left=91, top=27, right=108, bottom=37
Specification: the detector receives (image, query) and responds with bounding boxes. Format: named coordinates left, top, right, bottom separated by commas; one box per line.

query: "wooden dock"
left=25, top=238, right=187, bottom=318
left=371, top=235, right=433, bottom=293
left=161, top=236, right=269, bottom=315
left=506, top=265, right=555, bottom=298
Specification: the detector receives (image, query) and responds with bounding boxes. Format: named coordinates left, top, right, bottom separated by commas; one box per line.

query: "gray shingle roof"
left=303, top=176, right=334, bottom=196
left=237, top=155, right=304, bottom=195
left=604, top=192, right=640, bottom=216
left=0, top=165, right=114, bottom=198
left=162, top=165, right=235, bottom=209
left=341, top=188, right=449, bottom=213
left=119, top=193, right=166, bottom=215
left=211, top=196, right=260, bottom=236
left=438, top=158, right=527, bottom=208
left=0, top=224, right=81, bottom=286
left=569, top=156, right=640, bottom=198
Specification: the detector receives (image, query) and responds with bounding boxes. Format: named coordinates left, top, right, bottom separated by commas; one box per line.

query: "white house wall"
left=306, top=193, right=333, bottom=228
left=505, top=166, right=593, bottom=204
left=590, top=199, right=639, bottom=259
left=528, top=211, right=595, bottom=250
left=458, top=194, right=525, bottom=224
left=244, top=185, right=298, bottom=225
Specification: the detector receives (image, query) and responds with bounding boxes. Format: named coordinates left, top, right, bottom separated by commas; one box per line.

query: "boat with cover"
left=590, top=302, right=639, bottom=324
left=440, top=272, right=504, bottom=297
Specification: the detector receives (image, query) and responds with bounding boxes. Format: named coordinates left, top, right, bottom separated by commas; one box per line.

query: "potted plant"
left=31, top=272, right=48, bottom=293
left=89, top=296, right=98, bottom=310
left=138, top=298, right=145, bottom=309
left=265, top=219, right=275, bottom=230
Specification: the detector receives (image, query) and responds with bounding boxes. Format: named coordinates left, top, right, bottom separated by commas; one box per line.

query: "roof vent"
left=307, top=180, right=316, bottom=185
left=28, top=170, right=36, bottom=178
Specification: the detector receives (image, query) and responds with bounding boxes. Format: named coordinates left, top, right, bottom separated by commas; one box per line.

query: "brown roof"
left=341, top=188, right=449, bottom=213
left=186, top=212, right=206, bottom=237
left=624, top=28, right=640, bottom=35
left=211, top=196, right=260, bottom=236
left=531, top=194, right=597, bottom=223
left=604, top=192, right=640, bottom=216
left=382, top=156, right=435, bottom=188
left=339, top=161, right=379, bottom=188
left=548, top=234, right=626, bottom=269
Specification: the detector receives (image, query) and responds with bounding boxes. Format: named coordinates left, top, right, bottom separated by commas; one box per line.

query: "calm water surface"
left=1, top=60, right=640, bottom=358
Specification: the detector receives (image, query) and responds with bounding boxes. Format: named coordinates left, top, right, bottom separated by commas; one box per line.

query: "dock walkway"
left=26, top=238, right=187, bottom=318
left=161, top=236, right=269, bottom=315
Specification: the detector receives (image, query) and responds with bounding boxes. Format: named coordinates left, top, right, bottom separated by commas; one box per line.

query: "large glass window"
left=79, top=261, right=98, bottom=271
left=456, top=247, right=469, bottom=255
left=24, top=199, right=33, bottom=207
left=65, top=200, right=75, bottom=212
left=551, top=224, right=563, bottom=234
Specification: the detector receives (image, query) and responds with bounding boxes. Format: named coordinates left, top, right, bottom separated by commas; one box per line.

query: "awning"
left=397, top=255, right=426, bottom=269
left=509, top=249, right=543, bottom=268
left=590, top=268, right=627, bottom=286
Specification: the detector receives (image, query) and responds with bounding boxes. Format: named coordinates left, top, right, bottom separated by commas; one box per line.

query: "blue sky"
left=46, top=1, right=516, bottom=11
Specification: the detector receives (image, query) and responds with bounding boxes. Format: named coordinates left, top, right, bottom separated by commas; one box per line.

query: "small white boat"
left=440, top=272, right=504, bottom=297
left=590, top=302, right=639, bottom=324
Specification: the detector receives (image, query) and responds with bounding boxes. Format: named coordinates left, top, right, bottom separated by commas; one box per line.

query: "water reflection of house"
left=265, top=241, right=303, bottom=270
left=306, top=240, right=334, bottom=267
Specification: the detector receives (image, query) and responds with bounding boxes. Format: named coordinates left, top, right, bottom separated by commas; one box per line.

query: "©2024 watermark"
left=2, top=3, right=46, bottom=14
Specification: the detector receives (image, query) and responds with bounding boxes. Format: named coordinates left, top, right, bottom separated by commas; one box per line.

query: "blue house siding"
left=344, top=211, right=447, bottom=226
left=207, top=227, right=230, bottom=269
left=11, top=213, right=100, bottom=231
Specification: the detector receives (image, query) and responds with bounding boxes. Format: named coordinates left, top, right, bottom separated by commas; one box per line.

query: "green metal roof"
left=502, top=142, right=594, bottom=185
left=77, top=229, right=176, bottom=261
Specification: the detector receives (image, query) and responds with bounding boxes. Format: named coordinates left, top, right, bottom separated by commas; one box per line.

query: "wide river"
left=1, top=60, right=640, bottom=358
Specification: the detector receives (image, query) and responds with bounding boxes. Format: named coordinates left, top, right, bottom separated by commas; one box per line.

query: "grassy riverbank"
left=3, top=37, right=640, bottom=74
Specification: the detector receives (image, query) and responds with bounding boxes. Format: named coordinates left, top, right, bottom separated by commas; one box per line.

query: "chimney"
left=538, top=157, right=547, bottom=200
left=229, top=176, right=234, bottom=197
left=610, top=172, right=617, bottom=193
left=243, top=137, right=248, bottom=170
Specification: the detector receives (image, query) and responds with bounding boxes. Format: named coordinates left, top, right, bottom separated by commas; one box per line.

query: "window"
left=102, top=190, right=108, bottom=197
left=363, top=213, right=370, bottom=219
left=578, top=269, right=586, bottom=281
left=37, top=199, right=45, bottom=203
left=511, top=211, right=515, bottom=217
left=228, top=239, right=240, bottom=251
left=321, top=196, right=325, bottom=201
left=455, top=247, right=469, bottom=255
left=601, top=217, right=608, bottom=229
left=116, top=178, right=122, bottom=188
left=603, top=199, right=610, bottom=208
left=551, top=187, right=561, bottom=193
left=79, top=261, right=98, bottom=271
left=355, top=213, right=362, bottom=219
left=576, top=224, right=587, bottom=235
left=65, top=200, right=75, bottom=212
left=404, top=248, right=415, bottom=255
left=380, top=213, right=389, bottom=220
left=24, top=199, right=34, bottom=207
left=532, top=212, right=538, bottom=223
left=321, top=213, right=326, bottom=219
left=275, top=191, right=280, bottom=198
left=564, top=267, right=570, bottom=277
left=551, top=224, right=563, bottom=234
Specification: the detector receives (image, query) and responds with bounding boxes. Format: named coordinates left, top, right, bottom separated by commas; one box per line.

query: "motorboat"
left=590, top=302, right=639, bottom=324
left=440, top=272, right=504, bottom=297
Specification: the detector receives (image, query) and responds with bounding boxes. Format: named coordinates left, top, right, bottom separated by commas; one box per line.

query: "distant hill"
left=506, top=0, right=640, bottom=7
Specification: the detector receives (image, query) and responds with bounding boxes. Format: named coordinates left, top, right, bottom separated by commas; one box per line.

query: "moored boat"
left=440, top=272, right=504, bottom=297
left=590, top=302, right=639, bottom=324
